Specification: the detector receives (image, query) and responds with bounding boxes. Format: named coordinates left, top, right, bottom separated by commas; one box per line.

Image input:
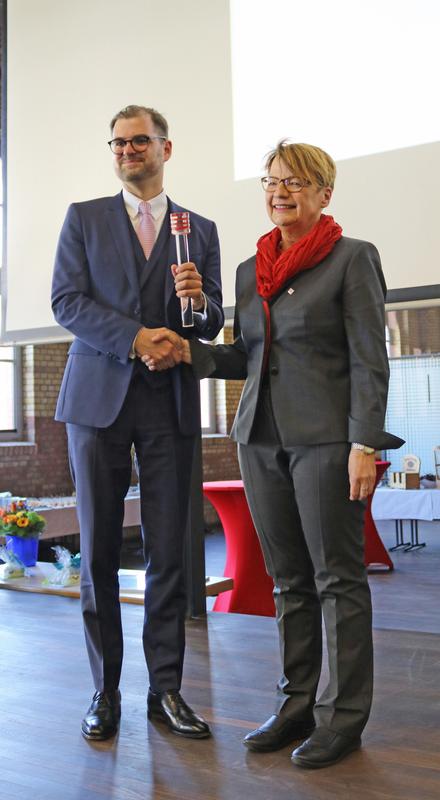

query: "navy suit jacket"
left=52, top=192, right=223, bottom=433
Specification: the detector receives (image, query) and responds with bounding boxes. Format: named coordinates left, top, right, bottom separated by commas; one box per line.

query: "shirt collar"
left=122, top=188, right=168, bottom=220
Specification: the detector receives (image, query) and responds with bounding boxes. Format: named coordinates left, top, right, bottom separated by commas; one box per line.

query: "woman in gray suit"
left=146, top=141, right=402, bottom=768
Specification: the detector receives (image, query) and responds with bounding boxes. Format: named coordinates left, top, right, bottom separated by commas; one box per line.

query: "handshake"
left=133, top=261, right=203, bottom=370
left=134, top=327, right=192, bottom=372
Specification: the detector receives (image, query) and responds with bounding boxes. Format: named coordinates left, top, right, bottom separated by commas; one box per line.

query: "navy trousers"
left=67, top=374, right=195, bottom=693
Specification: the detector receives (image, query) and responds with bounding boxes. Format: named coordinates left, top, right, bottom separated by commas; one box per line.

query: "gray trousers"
left=238, top=385, right=373, bottom=738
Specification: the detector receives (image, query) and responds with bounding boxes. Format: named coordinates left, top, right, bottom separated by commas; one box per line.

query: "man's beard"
left=118, top=160, right=149, bottom=183
left=117, top=154, right=163, bottom=184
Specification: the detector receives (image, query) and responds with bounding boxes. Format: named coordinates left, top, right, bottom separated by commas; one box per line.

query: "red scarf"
left=256, top=214, right=343, bottom=372
left=256, top=214, right=342, bottom=300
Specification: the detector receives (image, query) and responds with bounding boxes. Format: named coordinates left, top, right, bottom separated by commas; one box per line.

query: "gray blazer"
left=191, top=236, right=403, bottom=450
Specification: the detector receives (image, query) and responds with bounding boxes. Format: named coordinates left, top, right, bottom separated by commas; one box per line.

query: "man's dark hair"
left=109, top=105, right=169, bottom=138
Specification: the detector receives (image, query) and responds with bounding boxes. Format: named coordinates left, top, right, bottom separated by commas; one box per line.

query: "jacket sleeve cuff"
left=189, top=339, right=217, bottom=379
left=348, top=416, right=405, bottom=450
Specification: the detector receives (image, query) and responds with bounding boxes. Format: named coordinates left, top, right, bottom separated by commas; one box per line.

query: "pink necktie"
left=137, top=201, right=156, bottom=259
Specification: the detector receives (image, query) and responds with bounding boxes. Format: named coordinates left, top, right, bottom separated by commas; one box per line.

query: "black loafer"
left=81, top=689, right=121, bottom=741
left=147, top=690, right=211, bottom=739
left=291, top=728, right=361, bottom=769
left=243, top=714, right=315, bottom=752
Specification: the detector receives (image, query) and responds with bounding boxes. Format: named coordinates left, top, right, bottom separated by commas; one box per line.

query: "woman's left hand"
left=348, top=450, right=376, bottom=501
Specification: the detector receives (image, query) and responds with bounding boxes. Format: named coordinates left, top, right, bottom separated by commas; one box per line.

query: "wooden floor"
left=1, top=522, right=440, bottom=800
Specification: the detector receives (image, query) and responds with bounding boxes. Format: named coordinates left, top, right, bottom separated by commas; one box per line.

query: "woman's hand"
left=134, top=327, right=183, bottom=370
left=180, top=340, right=192, bottom=364
left=141, top=333, right=192, bottom=371
left=348, top=450, right=376, bottom=501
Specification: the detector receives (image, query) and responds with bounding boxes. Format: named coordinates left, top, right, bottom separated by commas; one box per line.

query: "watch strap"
left=351, top=443, right=375, bottom=455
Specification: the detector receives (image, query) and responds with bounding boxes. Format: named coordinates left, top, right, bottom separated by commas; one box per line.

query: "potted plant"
left=0, top=500, right=46, bottom=567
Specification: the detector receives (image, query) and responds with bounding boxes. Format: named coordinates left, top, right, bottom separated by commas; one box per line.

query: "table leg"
left=364, top=461, right=394, bottom=571
left=404, top=520, right=426, bottom=551
left=203, top=484, right=275, bottom=616
left=389, top=520, right=410, bottom=551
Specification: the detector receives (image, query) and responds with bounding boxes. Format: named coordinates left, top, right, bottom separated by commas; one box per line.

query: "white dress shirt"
left=123, top=187, right=168, bottom=239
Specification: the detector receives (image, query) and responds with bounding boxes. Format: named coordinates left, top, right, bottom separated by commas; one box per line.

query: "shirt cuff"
left=129, top=331, right=140, bottom=359
left=193, top=292, right=207, bottom=320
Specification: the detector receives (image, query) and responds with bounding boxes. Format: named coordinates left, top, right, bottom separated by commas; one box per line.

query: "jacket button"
left=134, top=307, right=141, bottom=316
left=270, top=366, right=279, bottom=376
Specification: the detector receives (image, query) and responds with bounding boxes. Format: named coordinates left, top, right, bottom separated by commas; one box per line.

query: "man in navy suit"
left=52, top=105, right=223, bottom=741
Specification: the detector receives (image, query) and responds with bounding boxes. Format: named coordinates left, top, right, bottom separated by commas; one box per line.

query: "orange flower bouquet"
left=0, top=500, right=46, bottom=539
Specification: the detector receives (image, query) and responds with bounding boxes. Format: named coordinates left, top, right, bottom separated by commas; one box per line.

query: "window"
left=383, top=304, right=440, bottom=477
left=200, top=378, right=216, bottom=434
left=0, top=345, right=22, bottom=440
left=0, top=13, right=23, bottom=444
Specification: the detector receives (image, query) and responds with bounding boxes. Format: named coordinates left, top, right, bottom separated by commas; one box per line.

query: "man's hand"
left=171, top=262, right=204, bottom=310
left=348, top=449, right=376, bottom=501
left=134, top=327, right=183, bottom=371
left=141, top=334, right=191, bottom=371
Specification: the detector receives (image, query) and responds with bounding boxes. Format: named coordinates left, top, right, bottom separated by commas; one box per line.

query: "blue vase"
left=5, top=535, right=39, bottom=567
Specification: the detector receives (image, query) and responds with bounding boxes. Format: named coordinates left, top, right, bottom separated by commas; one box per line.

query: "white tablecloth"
left=372, top=488, right=440, bottom=521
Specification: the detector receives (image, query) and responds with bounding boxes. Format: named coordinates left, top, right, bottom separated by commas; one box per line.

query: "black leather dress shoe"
left=81, top=690, right=121, bottom=741
left=147, top=690, right=211, bottom=739
left=243, top=714, right=315, bottom=752
left=291, top=727, right=361, bottom=768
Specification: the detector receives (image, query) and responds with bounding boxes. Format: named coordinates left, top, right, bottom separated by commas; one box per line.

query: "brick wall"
left=387, top=306, right=440, bottom=357
left=0, top=344, right=73, bottom=497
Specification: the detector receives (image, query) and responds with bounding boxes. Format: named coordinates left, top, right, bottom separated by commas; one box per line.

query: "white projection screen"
left=2, top=0, right=440, bottom=344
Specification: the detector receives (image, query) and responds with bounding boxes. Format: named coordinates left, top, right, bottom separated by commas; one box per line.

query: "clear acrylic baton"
left=170, top=212, right=194, bottom=328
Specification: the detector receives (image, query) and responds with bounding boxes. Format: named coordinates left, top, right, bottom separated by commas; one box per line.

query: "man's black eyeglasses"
left=108, top=135, right=166, bottom=154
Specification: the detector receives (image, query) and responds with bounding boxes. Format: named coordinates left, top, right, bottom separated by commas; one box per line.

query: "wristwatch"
left=351, top=443, right=375, bottom=455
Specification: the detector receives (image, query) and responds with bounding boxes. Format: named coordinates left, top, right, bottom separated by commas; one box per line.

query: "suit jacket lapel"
left=105, top=192, right=139, bottom=296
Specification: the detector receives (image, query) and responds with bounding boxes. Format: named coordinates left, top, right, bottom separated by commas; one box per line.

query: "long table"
left=372, top=487, right=440, bottom=520
left=7, top=492, right=232, bottom=601
left=0, top=562, right=233, bottom=603
left=35, top=491, right=141, bottom=540
left=372, top=488, right=440, bottom=550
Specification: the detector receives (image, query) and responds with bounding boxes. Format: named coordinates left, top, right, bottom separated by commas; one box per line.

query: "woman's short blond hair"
left=264, top=140, right=336, bottom=189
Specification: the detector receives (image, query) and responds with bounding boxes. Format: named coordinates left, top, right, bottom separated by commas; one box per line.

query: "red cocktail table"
left=204, top=462, right=393, bottom=616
